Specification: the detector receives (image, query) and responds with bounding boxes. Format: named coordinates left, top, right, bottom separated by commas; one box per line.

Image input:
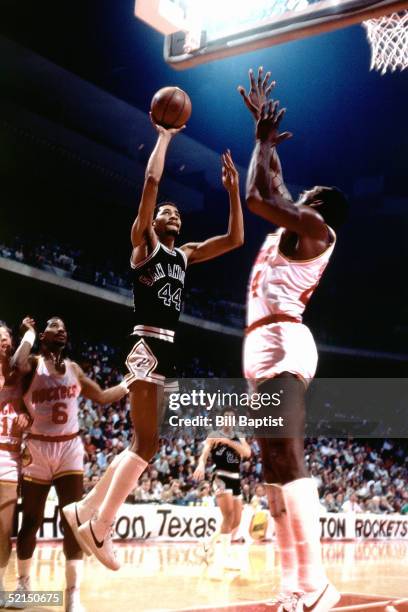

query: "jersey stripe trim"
left=161, top=243, right=178, bottom=256
left=216, top=470, right=240, bottom=479
left=245, top=314, right=301, bottom=336
left=176, top=247, right=188, bottom=267
left=27, top=432, right=79, bottom=442
left=132, top=325, right=175, bottom=343
left=130, top=242, right=161, bottom=270
left=277, top=226, right=336, bottom=264
left=0, top=442, right=21, bottom=452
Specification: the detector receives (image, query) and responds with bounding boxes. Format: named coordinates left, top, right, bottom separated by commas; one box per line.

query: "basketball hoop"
left=363, top=10, right=408, bottom=75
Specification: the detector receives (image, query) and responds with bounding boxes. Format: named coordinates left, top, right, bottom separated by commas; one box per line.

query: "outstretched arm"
left=131, top=119, right=184, bottom=255
left=246, top=103, right=326, bottom=239
left=239, top=67, right=293, bottom=203
left=72, top=362, right=129, bottom=405
left=181, top=151, right=244, bottom=265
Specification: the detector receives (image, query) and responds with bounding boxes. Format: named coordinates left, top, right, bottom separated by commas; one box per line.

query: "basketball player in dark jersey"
left=194, top=408, right=251, bottom=568
left=65, top=116, right=244, bottom=570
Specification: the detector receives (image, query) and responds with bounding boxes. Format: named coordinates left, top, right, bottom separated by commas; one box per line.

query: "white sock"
left=282, top=478, right=327, bottom=593
left=265, top=483, right=298, bottom=595
left=215, top=533, right=231, bottom=562
left=79, top=450, right=128, bottom=520
left=94, top=452, right=147, bottom=539
left=17, top=558, right=32, bottom=581
left=65, top=559, right=83, bottom=590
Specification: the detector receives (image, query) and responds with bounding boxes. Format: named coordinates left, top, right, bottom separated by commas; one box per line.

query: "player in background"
left=194, top=408, right=251, bottom=569
left=11, top=317, right=128, bottom=612
left=239, top=68, right=348, bottom=611
left=0, top=319, right=34, bottom=606
left=65, top=116, right=244, bottom=570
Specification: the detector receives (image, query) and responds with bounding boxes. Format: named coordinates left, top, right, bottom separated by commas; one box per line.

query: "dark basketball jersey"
left=211, top=437, right=241, bottom=473
left=131, top=242, right=187, bottom=335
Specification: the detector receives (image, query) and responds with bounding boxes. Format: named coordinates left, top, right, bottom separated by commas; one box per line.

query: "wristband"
left=22, top=330, right=36, bottom=347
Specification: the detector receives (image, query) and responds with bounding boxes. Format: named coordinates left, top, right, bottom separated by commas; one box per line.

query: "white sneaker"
left=64, top=587, right=84, bottom=612
left=299, top=583, right=341, bottom=611
left=4, top=577, right=31, bottom=609
left=62, top=503, right=94, bottom=556
left=77, top=519, right=120, bottom=571
left=274, top=593, right=303, bottom=612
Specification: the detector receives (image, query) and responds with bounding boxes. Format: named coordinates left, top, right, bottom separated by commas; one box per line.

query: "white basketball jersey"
left=24, top=357, right=81, bottom=436
left=247, top=227, right=336, bottom=326
left=0, top=383, right=23, bottom=448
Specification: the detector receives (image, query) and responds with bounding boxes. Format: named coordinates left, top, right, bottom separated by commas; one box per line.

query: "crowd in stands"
left=76, top=341, right=408, bottom=514
left=0, top=238, right=245, bottom=328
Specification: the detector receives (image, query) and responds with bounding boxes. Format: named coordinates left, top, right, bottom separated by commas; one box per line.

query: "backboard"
left=134, top=0, right=408, bottom=70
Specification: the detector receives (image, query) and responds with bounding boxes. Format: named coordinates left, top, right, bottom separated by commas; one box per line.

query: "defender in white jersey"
left=13, top=317, right=129, bottom=612
left=239, top=68, right=348, bottom=612
left=0, top=320, right=33, bottom=605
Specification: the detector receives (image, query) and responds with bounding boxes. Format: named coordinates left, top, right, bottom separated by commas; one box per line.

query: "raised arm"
left=181, top=151, right=244, bottom=265
left=131, top=120, right=183, bottom=257
left=10, top=317, right=37, bottom=375
left=246, top=102, right=327, bottom=239
left=72, top=362, right=129, bottom=405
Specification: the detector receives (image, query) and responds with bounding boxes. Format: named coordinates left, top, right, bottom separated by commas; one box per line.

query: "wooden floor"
left=3, top=540, right=408, bottom=611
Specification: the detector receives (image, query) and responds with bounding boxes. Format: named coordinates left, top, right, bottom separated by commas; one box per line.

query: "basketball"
left=150, top=86, right=192, bottom=129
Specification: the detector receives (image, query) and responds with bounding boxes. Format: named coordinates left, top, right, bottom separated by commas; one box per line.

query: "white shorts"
left=243, top=321, right=318, bottom=385
left=0, top=448, right=21, bottom=484
left=22, top=436, right=84, bottom=485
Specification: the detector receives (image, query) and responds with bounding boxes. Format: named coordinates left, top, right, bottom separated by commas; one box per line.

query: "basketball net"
left=363, top=10, right=408, bottom=75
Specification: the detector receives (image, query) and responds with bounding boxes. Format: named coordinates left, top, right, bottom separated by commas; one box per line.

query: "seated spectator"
left=134, top=478, right=154, bottom=503
left=366, top=496, right=382, bottom=514
left=161, top=480, right=184, bottom=505
left=251, top=484, right=268, bottom=510
left=342, top=493, right=362, bottom=513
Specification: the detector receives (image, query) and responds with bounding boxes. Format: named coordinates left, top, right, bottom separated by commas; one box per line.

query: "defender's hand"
left=221, top=150, right=239, bottom=193
left=238, top=67, right=276, bottom=121
left=256, top=101, right=293, bottom=146
left=149, top=112, right=186, bottom=137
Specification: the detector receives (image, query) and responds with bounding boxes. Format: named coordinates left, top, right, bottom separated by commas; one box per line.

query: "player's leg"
left=54, top=474, right=84, bottom=612
left=231, top=496, right=243, bottom=534
left=215, top=491, right=235, bottom=563
left=16, top=479, right=51, bottom=591
left=77, top=380, right=162, bottom=569
left=259, top=374, right=339, bottom=610
left=0, top=483, right=18, bottom=603
left=63, top=449, right=129, bottom=531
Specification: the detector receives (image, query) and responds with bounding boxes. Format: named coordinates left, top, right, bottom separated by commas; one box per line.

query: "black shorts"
left=125, top=334, right=177, bottom=389
left=212, top=472, right=241, bottom=497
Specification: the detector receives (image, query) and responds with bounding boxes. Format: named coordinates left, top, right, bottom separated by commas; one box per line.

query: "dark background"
left=0, top=0, right=407, bottom=372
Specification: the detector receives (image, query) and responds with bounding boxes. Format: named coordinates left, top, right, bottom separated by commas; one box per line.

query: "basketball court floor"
left=3, top=540, right=408, bottom=611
